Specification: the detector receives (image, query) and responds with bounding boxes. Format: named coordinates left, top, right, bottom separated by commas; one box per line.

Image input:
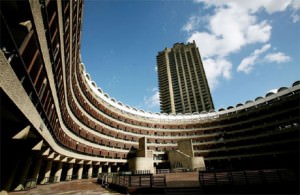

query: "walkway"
left=6, top=172, right=200, bottom=195
left=7, top=179, right=124, bottom=195
left=165, top=172, right=199, bottom=188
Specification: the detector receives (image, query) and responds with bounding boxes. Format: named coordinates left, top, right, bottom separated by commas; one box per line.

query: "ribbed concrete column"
left=25, top=157, right=42, bottom=188
left=66, top=163, right=74, bottom=181
left=40, top=160, right=52, bottom=184
left=54, top=161, right=63, bottom=182
left=77, top=164, right=83, bottom=179
left=14, top=155, right=32, bottom=191
left=2, top=159, right=20, bottom=192
left=88, top=165, right=93, bottom=178
left=107, top=165, right=111, bottom=173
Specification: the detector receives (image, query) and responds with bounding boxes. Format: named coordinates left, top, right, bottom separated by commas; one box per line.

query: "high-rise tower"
left=157, top=41, right=214, bottom=114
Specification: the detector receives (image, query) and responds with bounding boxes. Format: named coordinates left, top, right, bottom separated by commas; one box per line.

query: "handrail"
left=98, top=172, right=166, bottom=188
left=199, top=169, right=297, bottom=187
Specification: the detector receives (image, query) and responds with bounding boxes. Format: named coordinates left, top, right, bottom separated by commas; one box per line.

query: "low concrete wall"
left=177, top=139, right=194, bottom=157
left=191, top=157, right=206, bottom=171
left=128, top=157, right=155, bottom=174
left=168, top=150, right=205, bottom=171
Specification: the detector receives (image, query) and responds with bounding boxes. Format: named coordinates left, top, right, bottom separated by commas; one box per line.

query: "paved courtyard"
left=7, top=179, right=123, bottom=195
left=165, top=172, right=199, bottom=188
left=6, top=172, right=200, bottom=195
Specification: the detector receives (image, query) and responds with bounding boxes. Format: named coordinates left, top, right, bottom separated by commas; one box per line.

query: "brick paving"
left=7, top=172, right=200, bottom=195
left=165, top=172, right=199, bottom=188
left=8, top=179, right=124, bottom=195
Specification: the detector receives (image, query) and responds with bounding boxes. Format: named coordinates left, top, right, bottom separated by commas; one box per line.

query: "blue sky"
left=81, top=0, right=300, bottom=113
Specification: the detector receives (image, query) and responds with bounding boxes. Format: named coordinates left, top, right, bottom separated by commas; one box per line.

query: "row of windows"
left=64, top=52, right=298, bottom=158
left=75, top=65, right=299, bottom=138
left=195, top=139, right=299, bottom=158
left=43, top=0, right=125, bottom=158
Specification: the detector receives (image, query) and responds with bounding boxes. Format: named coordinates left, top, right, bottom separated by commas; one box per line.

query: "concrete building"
left=0, top=0, right=299, bottom=193
left=157, top=41, right=214, bottom=114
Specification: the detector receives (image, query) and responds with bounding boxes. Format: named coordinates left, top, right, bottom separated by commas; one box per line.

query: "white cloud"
left=182, top=16, right=201, bottom=32
left=203, top=58, right=232, bottom=90
left=237, top=55, right=257, bottom=74
left=194, top=0, right=299, bottom=14
left=259, top=0, right=292, bottom=14
left=238, top=47, right=291, bottom=74
left=290, top=0, right=300, bottom=23
left=144, top=88, right=160, bottom=108
left=291, top=0, right=300, bottom=10
left=194, top=0, right=300, bottom=25
left=264, top=52, right=291, bottom=63
left=188, top=32, right=220, bottom=58
left=291, top=13, right=300, bottom=22
left=185, top=1, right=272, bottom=89
left=184, top=0, right=299, bottom=88
left=237, top=44, right=271, bottom=74
left=187, top=2, right=272, bottom=59
left=254, top=44, right=271, bottom=55
left=246, top=21, right=272, bottom=43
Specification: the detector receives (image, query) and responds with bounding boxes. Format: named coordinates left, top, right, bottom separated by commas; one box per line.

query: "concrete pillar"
left=25, top=157, right=42, bottom=188
left=66, top=163, right=74, bottom=181
left=77, top=164, right=83, bottom=179
left=40, top=160, right=52, bottom=184
left=88, top=165, right=93, bottom=178
left=107, top=165, right=111, bottom=173
left=14, top=155, right=32, bottom=191
left=2, top=159, right=21, bottom=192
left=54, top=161, right=63, bottom=182
left=98, top=166, right=102, bottom=174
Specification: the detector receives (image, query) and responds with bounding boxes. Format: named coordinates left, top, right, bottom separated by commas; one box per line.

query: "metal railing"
left=156, top=169, right=170, bottom=174
left=199, top=169, right=297, bottom=187
left=98, top=172, right=166, bottom=188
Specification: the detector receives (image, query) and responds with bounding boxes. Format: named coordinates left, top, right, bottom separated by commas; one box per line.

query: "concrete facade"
left=177, top=139, right=195, bottom=157
left=128, top=137, right=155, bottom=173
left=128, top=157, right=155, bottom=174
left=0, top=0, right=299, bottom=193
left=168, top=139, right=205, bottom=171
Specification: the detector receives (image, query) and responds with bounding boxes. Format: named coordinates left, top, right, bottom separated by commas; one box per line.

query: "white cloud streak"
left=264, top=52, right=291, bottom=63
left=144, top=88, right=160, bottom=109
left=291, top=13, right=300, bottom=22
left=182, top=16, right=201, bottom=32
left=237, top=44, right=271, bottom=74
